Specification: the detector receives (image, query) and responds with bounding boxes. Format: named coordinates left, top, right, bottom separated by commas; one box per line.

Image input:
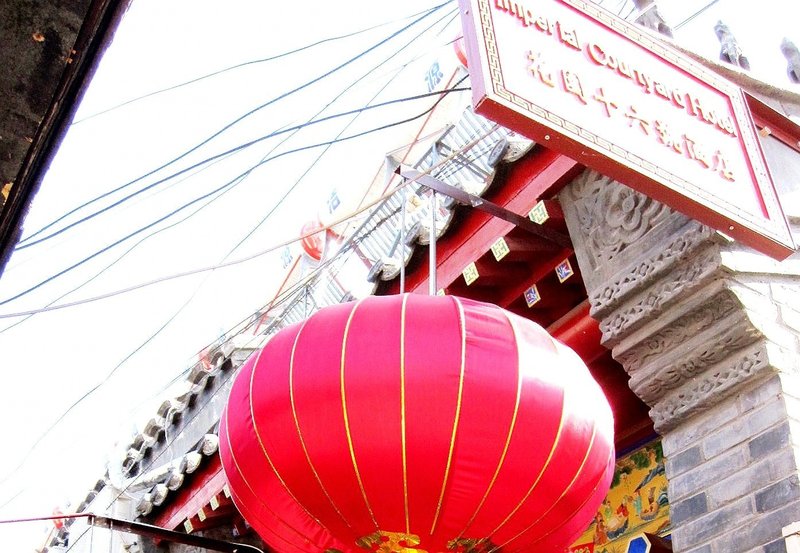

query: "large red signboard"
left=460, top=0, right=795, bottom=259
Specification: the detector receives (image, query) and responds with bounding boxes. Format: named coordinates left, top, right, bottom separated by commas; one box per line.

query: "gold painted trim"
left=400, top=295, right=411, bottom=534
left=248, top=347, right=329, bottom=530
left=457, top=310, right=523, bottom=538
left=341, top=298, right=379, bottom=528
left=430, top=296, right=468, bottom=535
left=488, top=385, right=567, bottom=536
left=489, top=424, right=599, bottom=553
left=290, top=318, right=354, bottom=531
left=223, top=409, right=313, bottom=551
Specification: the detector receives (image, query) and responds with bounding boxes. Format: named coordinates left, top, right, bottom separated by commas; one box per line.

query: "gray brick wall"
left=661, top=373, right=800, bottom=552
left=660, top=261, right=800, bottom=551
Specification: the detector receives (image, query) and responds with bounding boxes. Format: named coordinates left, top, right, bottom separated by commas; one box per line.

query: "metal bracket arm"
left=87, top=514, right=264, bottom=553
left=397, top=166, right=572, bottom=248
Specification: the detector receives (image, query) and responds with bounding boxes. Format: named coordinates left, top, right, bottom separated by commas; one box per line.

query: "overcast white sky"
left=0, top=0, right=797, bottom=550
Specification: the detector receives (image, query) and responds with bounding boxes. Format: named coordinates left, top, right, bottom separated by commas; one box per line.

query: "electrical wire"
left=0, top=146, right=250, bottom=334
left=12, top=82, right=462, bottom=257
left=15, top=1, right=452, bottom=250
left=0, top=85, right=470, bottom=309
left=1, top=17, right=463, bottom=429
left=3, top=69, right=453, bottom=279
left=674, top=0, right=721, bottom=31
left=222, top=15, right=458, bottom=263
left=1, top=14, right=426, bottom=327
left=207, top=7, right=459, bottom=262
left=70, top=4, right=443, bottom=125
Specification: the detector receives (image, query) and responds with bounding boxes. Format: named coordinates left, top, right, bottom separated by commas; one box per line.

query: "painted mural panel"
left=569, top=441, right=670, bottom=553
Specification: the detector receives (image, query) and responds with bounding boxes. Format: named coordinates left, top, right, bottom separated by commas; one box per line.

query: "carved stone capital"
left=558, top=168, right=790, bottom=431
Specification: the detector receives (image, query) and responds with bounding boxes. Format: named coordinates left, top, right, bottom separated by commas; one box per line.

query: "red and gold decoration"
left=220, top=294, right=615, bottom=553
left=569, top=441, right=670, bottom=553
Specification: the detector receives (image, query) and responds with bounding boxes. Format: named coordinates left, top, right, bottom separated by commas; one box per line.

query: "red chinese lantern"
left=220, top=295, right=614, bottom=553
left=300, top=219, right=325, bottom=261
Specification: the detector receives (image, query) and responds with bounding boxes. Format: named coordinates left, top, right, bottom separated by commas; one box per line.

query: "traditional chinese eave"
left=149, top=453, right=233, bottom=535
left=379, top=143, right=653, bottom=454
left=382, top=147, right=582, bottom=296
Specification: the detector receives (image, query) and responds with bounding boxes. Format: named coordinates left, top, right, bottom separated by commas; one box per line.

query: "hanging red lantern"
left=220, top=295, right=614, bottom=553
left=300, top=219, right=326, bottom=261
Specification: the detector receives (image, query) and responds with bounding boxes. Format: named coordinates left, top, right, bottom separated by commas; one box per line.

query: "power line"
left=0, top=148, right=249, bottom=334
left=0, top=83, right=471, bottom=311
left=14, top=45, right=459, bottom=254
left=674, top=0, right=721, bottom=31
left=221, top=10, right=459, bottom=261
left=12, top=85, right=451, bottom=257
left=15, top=1, right=452, bottom=250
left=5, top=11, right=461, bottom=366
left=69, top=4, right=443, bottom=125
left=1, top=22, right=423, bottom=327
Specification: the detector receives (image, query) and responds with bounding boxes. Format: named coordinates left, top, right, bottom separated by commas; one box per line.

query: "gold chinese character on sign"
left=593, top=88, right=619, bottom=117
left=653, top=120, right=683, bottom=153
left=713, top=150, right=735, bottom=181
left=562, top=70, right=587, bottom=104
left=527, top=51, right=556, bottom=87
left=625, top=106, right=651, bottom=134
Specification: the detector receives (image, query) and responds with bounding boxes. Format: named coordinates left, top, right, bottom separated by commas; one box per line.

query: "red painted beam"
left=386, top=149, right=580, bottom=295
left=152, top=454, right=227, bottom=532
left=548, top=300, right=606, bottom=364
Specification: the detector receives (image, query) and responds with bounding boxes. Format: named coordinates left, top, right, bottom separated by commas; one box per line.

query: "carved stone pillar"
left=559, top=170, right=800, bottom=553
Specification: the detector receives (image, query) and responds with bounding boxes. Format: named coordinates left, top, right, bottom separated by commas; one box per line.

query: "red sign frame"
left=459, top=0, right=795, bottom=259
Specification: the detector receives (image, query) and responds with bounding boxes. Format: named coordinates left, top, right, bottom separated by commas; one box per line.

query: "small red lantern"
left=221, top=295, right=614, bottom=553
left=300, top=220, right=325, bottom=261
